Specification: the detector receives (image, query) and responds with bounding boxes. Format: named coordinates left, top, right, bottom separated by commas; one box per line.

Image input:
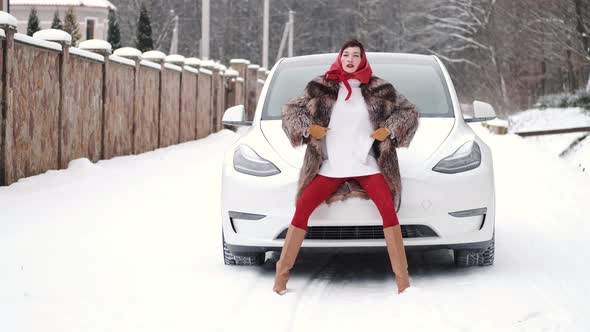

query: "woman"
left=274, top=39, right=419, bottom=295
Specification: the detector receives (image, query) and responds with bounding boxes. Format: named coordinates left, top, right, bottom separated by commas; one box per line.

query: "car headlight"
left=432, top=141, right=481, bottom=174
left=233, top=144, right=281, bottom=176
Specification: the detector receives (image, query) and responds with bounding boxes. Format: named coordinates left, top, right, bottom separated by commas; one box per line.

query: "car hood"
left=260, top=118, right=455, bottom=169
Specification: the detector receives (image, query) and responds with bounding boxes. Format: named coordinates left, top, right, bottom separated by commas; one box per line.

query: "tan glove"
left=308, top=124, right=330, bottom=140
left=371, top=127, right=392, bottom=141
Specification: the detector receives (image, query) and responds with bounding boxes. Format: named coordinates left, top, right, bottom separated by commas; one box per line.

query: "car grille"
left=276, top=225, right=438, bottom=240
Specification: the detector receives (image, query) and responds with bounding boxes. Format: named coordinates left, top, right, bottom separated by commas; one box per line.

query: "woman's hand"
left=371, top=127, right=392, bottom=141
left=307, top=124, right=330, bottom=140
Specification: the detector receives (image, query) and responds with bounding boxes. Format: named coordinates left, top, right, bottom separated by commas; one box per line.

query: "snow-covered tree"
left=63, top=7, right=81, bottom=46
left=26, top=7, right=41, bottom=36
left=51, top=10, right=63, bottom=30
left=107, top=9, right=122, bottom=50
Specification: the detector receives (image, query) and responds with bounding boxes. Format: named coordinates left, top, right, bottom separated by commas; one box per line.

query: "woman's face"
left=340, top=46, right=362, bottom=73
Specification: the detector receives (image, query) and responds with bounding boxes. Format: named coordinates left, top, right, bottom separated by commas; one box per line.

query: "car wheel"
left=454, top=232, right=495, bottom=267
left=222, top=231, right=265, bottom=266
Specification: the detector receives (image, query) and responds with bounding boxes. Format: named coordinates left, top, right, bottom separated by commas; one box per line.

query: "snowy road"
left=1, top=124, right=589, bottom=332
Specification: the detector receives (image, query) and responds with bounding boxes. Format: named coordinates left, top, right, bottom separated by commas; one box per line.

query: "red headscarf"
left=323, top=47, right=373, bottom=101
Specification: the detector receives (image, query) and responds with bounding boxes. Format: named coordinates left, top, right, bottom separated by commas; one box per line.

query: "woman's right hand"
left=307, top=124, right=330, bottom=140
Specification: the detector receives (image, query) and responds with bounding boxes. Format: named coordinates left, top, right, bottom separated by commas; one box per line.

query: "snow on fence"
left=0, top=13, right=269, bottom=186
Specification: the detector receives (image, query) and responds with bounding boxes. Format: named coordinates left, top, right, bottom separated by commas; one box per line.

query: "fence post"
left=113, top=47, right=142, bottom=154
left=0, top=12, right=17, bottom=185
left=165, top=54, right=185, bottom=144
left=185, top=57, right=201, bottom=140
left=245, top=64, right=260, bottom=121
left=200, top=60, right=216, bottom=135
left=223, top=69, right=239, bottom=111
left=211, top=63, right=226, bottom=133
left=79, top=40, right=112, bottom=160
left=229, top=58, right=249, bottom=107
left=142, top=50, right=166, bottom=147
left=216, top=64, right=227, bottom=132
left=256, top=66, right=267, bottom=102
left=33, top=29, right=73, bottom=169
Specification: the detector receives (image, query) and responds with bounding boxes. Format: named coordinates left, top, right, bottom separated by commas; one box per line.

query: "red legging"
left=291, top=173, right=399, bottom=231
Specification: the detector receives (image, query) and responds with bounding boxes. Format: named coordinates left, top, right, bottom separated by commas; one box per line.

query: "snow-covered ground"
left=508, top=107, right=590, bottom=173
left=1, top=121, right=589, bottom=332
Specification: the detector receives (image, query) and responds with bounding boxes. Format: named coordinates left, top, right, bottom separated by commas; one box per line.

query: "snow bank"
left=508, top=107, right=590, bottom=173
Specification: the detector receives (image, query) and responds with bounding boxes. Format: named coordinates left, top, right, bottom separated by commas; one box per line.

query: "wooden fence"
left=0, top=16, right=269, bottom=186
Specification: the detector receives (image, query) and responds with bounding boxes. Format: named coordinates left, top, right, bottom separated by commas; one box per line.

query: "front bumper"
left=226, top=237, right=494, bottom=255
left=221, top=164, right=496, bottom=255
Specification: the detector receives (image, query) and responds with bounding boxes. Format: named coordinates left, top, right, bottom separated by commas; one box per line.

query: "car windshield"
left=262, top=57, right=454, bottom=120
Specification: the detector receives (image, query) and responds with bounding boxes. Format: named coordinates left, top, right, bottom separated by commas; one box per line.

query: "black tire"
left=222, top=231, right=265, bottom=266
left=454, top=233, right=495, bottom=267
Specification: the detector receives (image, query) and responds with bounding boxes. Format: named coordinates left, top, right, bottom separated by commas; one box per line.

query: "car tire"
left=454, top=232, right=495, bottom=267
left=222, top=231, right=265, bottom=266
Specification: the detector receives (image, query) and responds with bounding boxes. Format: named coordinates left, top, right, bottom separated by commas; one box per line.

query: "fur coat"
left=281, top=75, right=419, bottom=211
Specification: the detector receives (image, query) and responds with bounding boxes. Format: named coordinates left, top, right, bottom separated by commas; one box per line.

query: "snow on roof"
left=199, top=59, right=216, bottom=68
left=0, top=12, right=18, bottom=27
left=184, top=57, right=201, bottom=66
left=139, top=59, right=161, bottom=70
left=183, top=66, right=199, bottom=75
left=78, top=39, right=112, bottom=53
left=109, top=54, right=135, bottom=67
left=199, top=68, right=213, bottom=76
left=142, top=50, right=166, bottom=62
left=32, top=29, right=72, bottom=44
left=113, top=47, right=142, bottom=58
left=230, top=58, right=250, bottom=65
left=247, top=64, right=260, bottom=70
left=223, top=69, right=239, bottom=77
left=69, top=46, right=104, bottom=62
left=165, top=54, right=185, bottom=64
left=11, top=0, right=116, bottom=10
left=163, top=62, right=182, bottom=72
left=14, top=32, right=62, bottom=51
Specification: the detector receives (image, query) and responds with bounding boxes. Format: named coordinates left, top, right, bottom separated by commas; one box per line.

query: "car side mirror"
left=222, top=105, right=252, bottom=127
left=465, top=100, right=497, bottom=123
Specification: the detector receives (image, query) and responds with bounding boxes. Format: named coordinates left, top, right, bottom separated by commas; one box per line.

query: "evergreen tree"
left=26, top=7, right=41, bottom=36
left=63, top=7, right=81, bottom=46
left=107, top=10, right=122, bottom=50
left=51, top=10, right=63, bottom=30
left=135, top=3, right=154, bottom=52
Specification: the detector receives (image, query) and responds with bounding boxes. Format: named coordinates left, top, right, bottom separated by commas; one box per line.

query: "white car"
left=220, top=52, right=496, bottom=267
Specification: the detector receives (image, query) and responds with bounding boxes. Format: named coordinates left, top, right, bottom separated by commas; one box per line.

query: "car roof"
left=279, top=52, right=437, bottom=66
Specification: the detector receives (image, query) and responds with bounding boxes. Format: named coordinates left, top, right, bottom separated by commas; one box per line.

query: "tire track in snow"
left=283, top=253, right=340, bottom=332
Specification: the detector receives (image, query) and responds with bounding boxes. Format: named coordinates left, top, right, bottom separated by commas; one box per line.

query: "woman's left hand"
left=371, top=127, right=391, bottom=141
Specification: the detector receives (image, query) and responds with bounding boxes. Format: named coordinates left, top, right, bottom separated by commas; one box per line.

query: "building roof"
left=11, top=0, right=116, bottom=10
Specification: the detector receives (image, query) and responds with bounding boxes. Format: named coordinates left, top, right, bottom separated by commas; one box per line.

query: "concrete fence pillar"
left=245, top=64, right=260, bottom=121
left=34, top=29, right=73, bottom=169
left=0, top=12, right=18, bottom=185
left=142, top=50, right=166, bottom=147
left=113, top=47, right=142, bottom=153
left=79, top=39, right=112, bottom=159
left=229, top=58, right=250, bottom=108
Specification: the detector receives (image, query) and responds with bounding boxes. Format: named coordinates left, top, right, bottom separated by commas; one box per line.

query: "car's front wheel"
left=454, top=232, right=495, bottom=267
left=222, top=232, right=265, bottom=266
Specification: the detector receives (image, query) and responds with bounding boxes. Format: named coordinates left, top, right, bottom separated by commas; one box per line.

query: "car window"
left=262, top=59, right=454, bottom=120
